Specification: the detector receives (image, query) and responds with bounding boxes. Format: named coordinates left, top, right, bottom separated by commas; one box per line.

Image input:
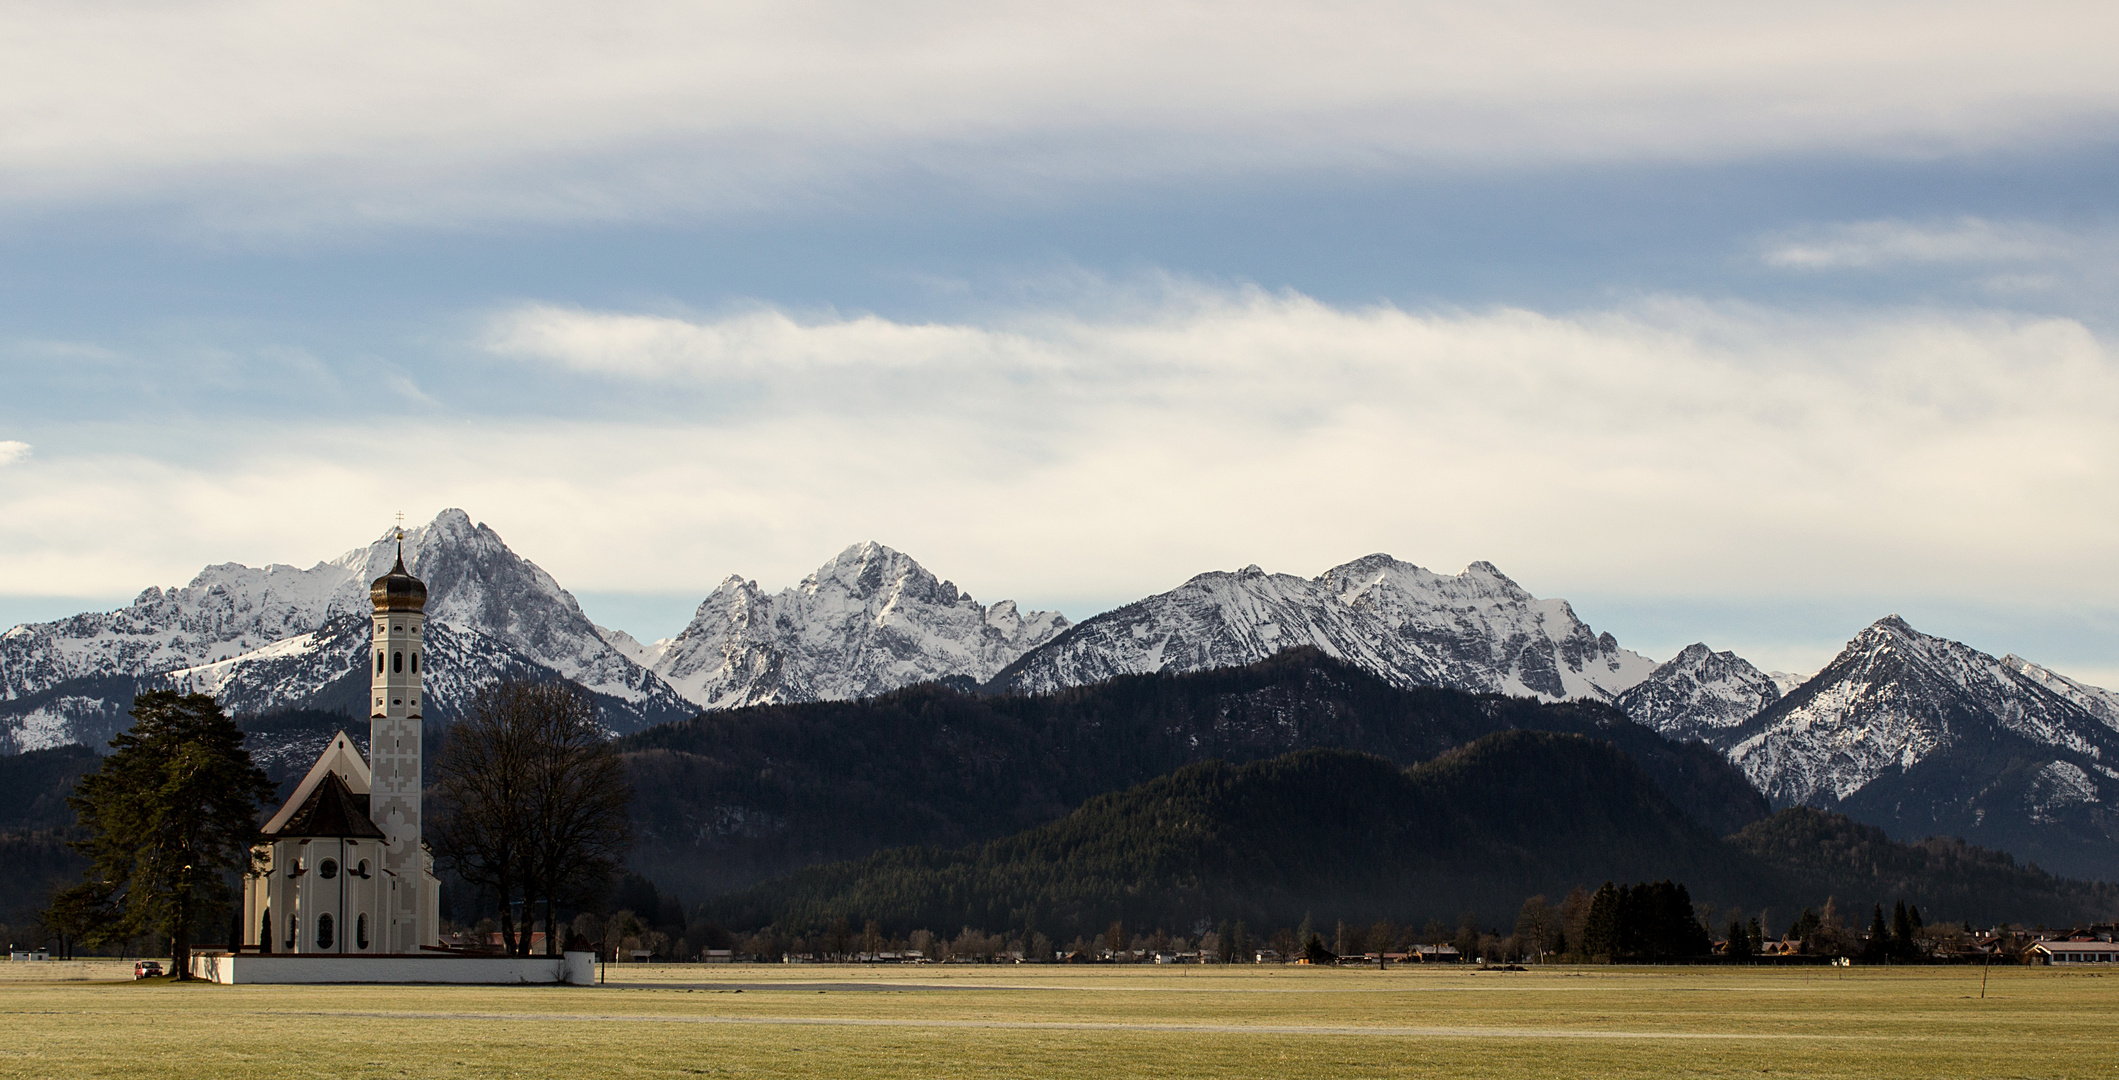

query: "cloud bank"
left=5, top=1, right=2117, bottom=230
left=3, top=291, right=2113, bottom=651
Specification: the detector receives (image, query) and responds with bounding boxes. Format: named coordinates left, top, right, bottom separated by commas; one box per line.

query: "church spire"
left=368, top=515, right=431, bottom=952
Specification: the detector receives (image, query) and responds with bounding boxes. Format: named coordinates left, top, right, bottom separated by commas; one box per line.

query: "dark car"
left=133, top=961, right=162, bottom=980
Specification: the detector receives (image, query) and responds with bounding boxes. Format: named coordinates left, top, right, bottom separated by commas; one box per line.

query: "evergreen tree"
left=1864, top=905, right=1891, bottom=964
left=1581, top=882, right=1621, bottom=961
left=1302, top=931, right=1335, bottom=965
left=1891, top=899, right=1916, bottom=962
left=1726, top=917, right=1752, bottom=961
left=58, top=692, right=274, bottom=979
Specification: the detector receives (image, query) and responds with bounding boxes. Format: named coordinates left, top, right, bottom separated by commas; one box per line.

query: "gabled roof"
left=266, top=771, right=385, bottom=840
left=262, top=730, right=371, bottom=835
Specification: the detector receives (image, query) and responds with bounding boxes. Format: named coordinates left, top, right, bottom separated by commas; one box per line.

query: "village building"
left=2030, top=940, right=2119, bottom=965
left=238, top=537, right=441, bottom=955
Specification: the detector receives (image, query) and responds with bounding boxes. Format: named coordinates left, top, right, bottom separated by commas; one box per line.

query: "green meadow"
left=0, top=962, right=2108, bottom=1079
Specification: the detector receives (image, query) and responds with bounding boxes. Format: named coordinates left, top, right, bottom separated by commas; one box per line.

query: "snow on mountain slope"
left=652, top=542, right=1070, bottom=710
left=0, top=510, right=696, bottom=748
left=1726, top=616, right=2119, bottom=808
left=163, top=616, right=554, bottom=722
left=2003, top=654, right=2119, bottom=732
left=1616, top=643, right=1785, bottom=743
left=992, top=555, right=1653, bottom=703
left=597, top=626, right=671, bottom=669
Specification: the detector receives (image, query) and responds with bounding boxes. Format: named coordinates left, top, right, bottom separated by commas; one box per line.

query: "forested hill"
left=710, top=737, right=2119, bottom=942
left=1729, top=807, right=2119, bottom=927
left=707, top=733, right=1770, bottom=937
left=615, top=648, right=1767, bottom=899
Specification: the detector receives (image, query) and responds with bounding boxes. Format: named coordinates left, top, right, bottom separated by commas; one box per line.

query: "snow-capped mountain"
left=0, top=510, right=697, bottom=750
left=1725, top=616, right=2119, bottom=806
left=991, top=556, right=1656, bottom=702
left=1615, top=643, right=1786, bottom=744
left=1714, top=616, right=2119, bottom=879
left=652, top=542, right=1070, bottom=710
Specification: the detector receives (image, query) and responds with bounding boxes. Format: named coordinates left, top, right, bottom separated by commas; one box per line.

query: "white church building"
left=240, top=539, right=441, bottom=955
left=196, top=534, right=592, bottom=985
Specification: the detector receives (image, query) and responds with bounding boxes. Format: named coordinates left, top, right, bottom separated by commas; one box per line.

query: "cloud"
left=4, top=2, right=2119, bottom=231
left=0, top=441, right=27, bottom=466
left=6, top=288, right=2115, bottom=648
left=1763, top=218, right=2068, bottom=269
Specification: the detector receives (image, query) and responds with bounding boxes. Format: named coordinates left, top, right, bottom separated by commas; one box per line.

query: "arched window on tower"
left=357, top=913, right=370, bottom=950
left=377, top=652, right=384, bottom=674
left=393, top=651, right=403, bottom=673
left=411, top=652, right=418, bottom=673
left=317, top=913, right=335, bottom=950
left=260, top=908, right=272, bottom=952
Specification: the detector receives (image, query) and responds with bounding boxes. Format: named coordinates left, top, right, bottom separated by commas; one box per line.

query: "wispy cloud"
left=0, top=441, right=28, bottom=466
left=4, top=3, right=2118, bottom=232
left=1762, top=218, right=2066, bottom=270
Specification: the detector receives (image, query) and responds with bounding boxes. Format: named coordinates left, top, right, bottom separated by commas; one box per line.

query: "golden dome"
left=370, top=550, right=427, bottom=612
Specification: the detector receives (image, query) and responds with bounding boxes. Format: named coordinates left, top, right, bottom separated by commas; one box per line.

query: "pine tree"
left=1302, top=931, right=1335, bottom=965
left=58, top=692, right=274, bottom=979
left=1864, top=905, right=1891, bottom=964
left=1891, top=899, right=1916, bottom=962
left=1581, top=882, right=1621, bottom=962
left=1726, top=917, right=1752, bottom=962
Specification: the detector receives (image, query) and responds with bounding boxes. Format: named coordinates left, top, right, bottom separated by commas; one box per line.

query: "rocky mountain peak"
left=650, top=543, right=1068, bottom=710
left=1616, top=642, right=1784, bottom=744
left=995, top=553, right=1653, bottom=703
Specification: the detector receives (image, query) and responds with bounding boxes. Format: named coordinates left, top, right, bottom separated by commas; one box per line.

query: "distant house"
left=1410, top=944, right=1461, bottom=963
left=2030, top=940, right=2119, bottom=965
left=8, top=948, right=48, bottom=962
left=700, top=949, right=734, bottom=963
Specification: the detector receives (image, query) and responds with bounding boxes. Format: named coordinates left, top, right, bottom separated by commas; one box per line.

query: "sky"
left=3, top=1, right=2117, bottom=683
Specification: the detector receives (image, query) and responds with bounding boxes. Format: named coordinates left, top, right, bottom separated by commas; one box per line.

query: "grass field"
left=1, top=961, right=2110, bottom=1079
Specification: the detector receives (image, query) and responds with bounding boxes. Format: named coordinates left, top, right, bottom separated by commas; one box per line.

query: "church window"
left=393, top=651, right=403, bottom=673
left=411, top=652, right=418, bottom=673
left=357, top=914, right=370, bottom=950
left=355, top=859, right=370, bottom=878
left=377, top=652, right=384, bottom=674
left=317, top=913, right=335, bottom=949
left=319, top=859, right=338, bottom=880
left=285, top=916, right=297, bottom=950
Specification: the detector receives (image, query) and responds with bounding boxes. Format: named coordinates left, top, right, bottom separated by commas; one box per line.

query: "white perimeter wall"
left=191, top=952, right=597, bottom=985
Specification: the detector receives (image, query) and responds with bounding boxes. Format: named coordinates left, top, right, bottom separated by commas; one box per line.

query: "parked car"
left=133, top=961, right=163, bottom=980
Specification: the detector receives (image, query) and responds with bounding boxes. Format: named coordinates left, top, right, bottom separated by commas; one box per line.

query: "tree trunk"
left=544, top=891, right=558, bottom=957
left=172, top=870, right=192, bottom=981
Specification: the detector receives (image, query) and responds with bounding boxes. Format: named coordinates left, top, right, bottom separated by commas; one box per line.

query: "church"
left=238, top=535, right=442, bottom=955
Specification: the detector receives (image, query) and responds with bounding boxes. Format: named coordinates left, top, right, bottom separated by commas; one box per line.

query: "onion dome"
left=370, top=537, right=428, bottom=613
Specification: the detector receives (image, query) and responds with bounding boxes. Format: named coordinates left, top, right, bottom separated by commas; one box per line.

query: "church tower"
left=369, top=532, right=431, bottom=952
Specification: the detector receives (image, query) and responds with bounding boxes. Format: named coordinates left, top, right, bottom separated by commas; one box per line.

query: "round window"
left=319, top=859, right=338, bottom=880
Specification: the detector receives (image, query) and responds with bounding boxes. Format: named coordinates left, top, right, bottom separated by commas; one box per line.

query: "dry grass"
left=0, top=961, right=2109, bottom=1079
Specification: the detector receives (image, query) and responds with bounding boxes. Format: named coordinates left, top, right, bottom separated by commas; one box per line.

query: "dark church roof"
left=266, top=771, right=385, bottom=839
left=370, top=548, right=428, bottom=613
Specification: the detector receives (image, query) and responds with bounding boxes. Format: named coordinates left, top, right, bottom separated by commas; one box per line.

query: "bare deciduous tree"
left=430, top=680, right=632, bottom=957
